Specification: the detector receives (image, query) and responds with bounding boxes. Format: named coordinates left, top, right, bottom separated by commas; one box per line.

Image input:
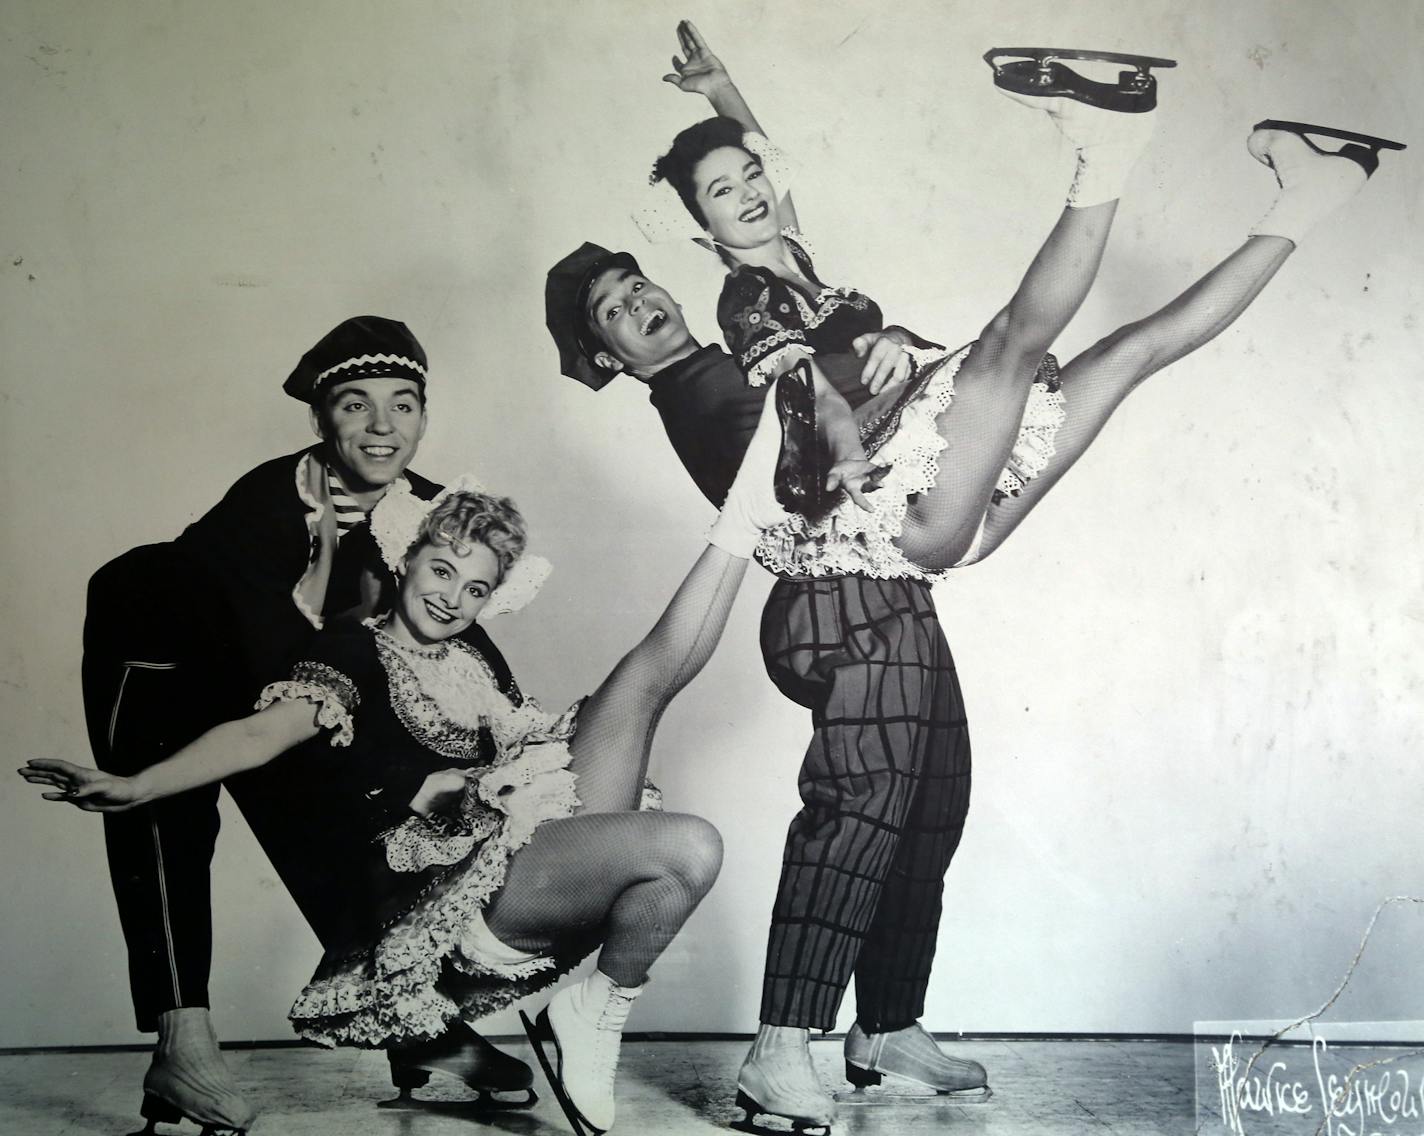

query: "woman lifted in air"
left=545, top=19, right=1401, bottom=1133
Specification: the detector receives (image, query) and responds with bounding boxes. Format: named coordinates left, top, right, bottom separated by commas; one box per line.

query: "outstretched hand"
left=18, top=759, right=140, bottom=812
left=828, top=459, right=889, bottom=512
left=662, top=20, right=731, bottom=97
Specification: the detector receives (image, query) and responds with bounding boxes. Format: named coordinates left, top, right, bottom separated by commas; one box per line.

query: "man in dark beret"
left=83, top=316, right=531, bottom=1133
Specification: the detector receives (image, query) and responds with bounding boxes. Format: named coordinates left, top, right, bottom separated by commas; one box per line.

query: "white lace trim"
left=781, top=228, right=869, bottom=334
left=368, top=474, right=551, bottom=619
left=374, top=630, right=568, bottom=761
left=381, top=783, right=505, bottom=873
left=254, top=676, right=356, bottom=747
left=456, top=952, right=557, bottom=982
left=369, top=478, right=427, bottom=572
left=482, top=555, right=553, bottom=620
left=755, top=347, right=1067, bottom=581
left=754, top=345, right=965, bottom=581
left=384, top=817, right=472, bottom=873
left=997, top=384, right=1066, bottom=497
left=781, top=224, right=813, bottom=256
left=288, top=760, right=662, bottom=1047
left=733, top=229, right=866, bottom=387
left=747, top=343, right=814, bottom=389
left=453, top=909, right=548, bottom=979
left=289, top=761, right=570, bottom=1045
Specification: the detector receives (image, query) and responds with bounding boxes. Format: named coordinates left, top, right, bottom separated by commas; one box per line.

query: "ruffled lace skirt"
left=288, top=700, right=661, bottom=1047
left=753, top=342, right=1066, bottom=582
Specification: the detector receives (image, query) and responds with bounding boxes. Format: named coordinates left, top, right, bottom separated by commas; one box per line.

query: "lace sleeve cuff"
left=744, top=339, right=812, bottom=389
left=255, top=661, right=359, bottom=747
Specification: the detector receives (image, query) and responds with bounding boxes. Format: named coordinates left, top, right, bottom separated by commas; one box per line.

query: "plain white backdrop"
left=2, top=1, right=1420, bottom=1048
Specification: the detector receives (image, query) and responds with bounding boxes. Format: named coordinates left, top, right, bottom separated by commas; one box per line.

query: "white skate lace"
left=586, top=990, right=636, bottom=1090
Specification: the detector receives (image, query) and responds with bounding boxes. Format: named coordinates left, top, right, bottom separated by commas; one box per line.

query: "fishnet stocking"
left=480, top=545, right=744, bottom=984
left=567, top=545, right=748, bottom=813
left=481, top=811, right=722, bottom=987
left=973, top=234, right=1294, bottom=559
left=898, top=202, right=1118, bottom=568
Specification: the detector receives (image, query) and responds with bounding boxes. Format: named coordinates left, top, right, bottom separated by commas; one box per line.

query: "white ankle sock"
left=1248, top=129, right=1369, bottom=245
left=1001, top=88, right=1156, bottom=207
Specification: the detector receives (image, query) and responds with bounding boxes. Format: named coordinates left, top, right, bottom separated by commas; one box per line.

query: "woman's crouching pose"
left=22, top=396, right=789, bottom=1136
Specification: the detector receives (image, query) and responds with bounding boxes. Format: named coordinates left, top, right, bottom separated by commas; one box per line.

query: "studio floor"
left=0, top=1035, right=1225, bottom=1136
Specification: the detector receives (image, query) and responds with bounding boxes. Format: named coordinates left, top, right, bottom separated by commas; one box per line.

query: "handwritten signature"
left=1210, top=1032, right=1424, bottom=1136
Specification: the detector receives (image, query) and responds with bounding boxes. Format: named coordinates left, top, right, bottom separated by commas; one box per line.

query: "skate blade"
left=1253, top=120, right=1406, bottom=153
left=985, top=47, right=1177, bottom=113
left=730, top=1088, right=833, bottom=1135
left=519, top=1009, right=599, bottom=1136
left=835, top=1082, right=994, bottom=1106
left=376, top=1087, right=538, bottom=1112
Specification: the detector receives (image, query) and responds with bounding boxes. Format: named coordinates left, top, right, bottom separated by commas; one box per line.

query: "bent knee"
left=660, top=814, right=724, bottom=891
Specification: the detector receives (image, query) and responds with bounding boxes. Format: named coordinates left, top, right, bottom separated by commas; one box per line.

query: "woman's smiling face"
left=692, top=145, right=779, bottom=248
left=393, top=537, right=500, bottom=645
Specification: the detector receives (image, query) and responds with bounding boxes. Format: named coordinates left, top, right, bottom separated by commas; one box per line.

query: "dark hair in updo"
left=414, top=490, right=526, bottom=582
left=651, top=115, right=753, bottom=228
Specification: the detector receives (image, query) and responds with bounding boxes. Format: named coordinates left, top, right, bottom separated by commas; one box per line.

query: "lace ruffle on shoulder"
left=368, top=478, right=426, bottom=573
left=255, top=664, right=359, bottom=747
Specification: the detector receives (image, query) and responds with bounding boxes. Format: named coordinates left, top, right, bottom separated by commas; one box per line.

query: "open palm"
left=662, top=20, right=731, bottom=96
left=19, top=758, right=138, bottom=812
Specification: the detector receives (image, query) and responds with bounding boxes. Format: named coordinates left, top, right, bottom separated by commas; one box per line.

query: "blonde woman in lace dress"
left=22, top=402, right=788, bottom=1136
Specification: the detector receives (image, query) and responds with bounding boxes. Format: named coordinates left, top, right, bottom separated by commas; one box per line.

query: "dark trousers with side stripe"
left=81, top=545, right=243, bottom=1033
left=758, top=575, right=971, bottom=1033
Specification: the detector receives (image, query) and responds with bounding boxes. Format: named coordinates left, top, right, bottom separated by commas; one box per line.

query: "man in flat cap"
left=545, top=246, right=988, bottom=1127
left=82, top=316, right=531, bottom=1133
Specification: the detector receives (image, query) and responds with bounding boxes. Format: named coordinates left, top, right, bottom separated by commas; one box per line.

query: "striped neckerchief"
left=325, top=465, right=367, bottom=541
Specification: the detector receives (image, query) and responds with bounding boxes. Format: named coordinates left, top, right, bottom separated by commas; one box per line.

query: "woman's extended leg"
left=897, top=97, right=1157, bottom=568
left=967, top=126, right=1380, bottom=561
left=564, top=546, right=748, bottom=814
left=970, top=235, right=1293, bottom=558
left=563, top=387, right=787, bottom=813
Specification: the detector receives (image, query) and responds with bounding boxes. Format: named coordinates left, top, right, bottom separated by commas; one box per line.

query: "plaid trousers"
left=758, top=574, right=971, bottom=1032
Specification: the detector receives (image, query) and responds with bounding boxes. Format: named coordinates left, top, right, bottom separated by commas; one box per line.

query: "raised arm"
left=20, top=699, right=321, bottom=812
left=663, top=20, right=799, bottom=232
